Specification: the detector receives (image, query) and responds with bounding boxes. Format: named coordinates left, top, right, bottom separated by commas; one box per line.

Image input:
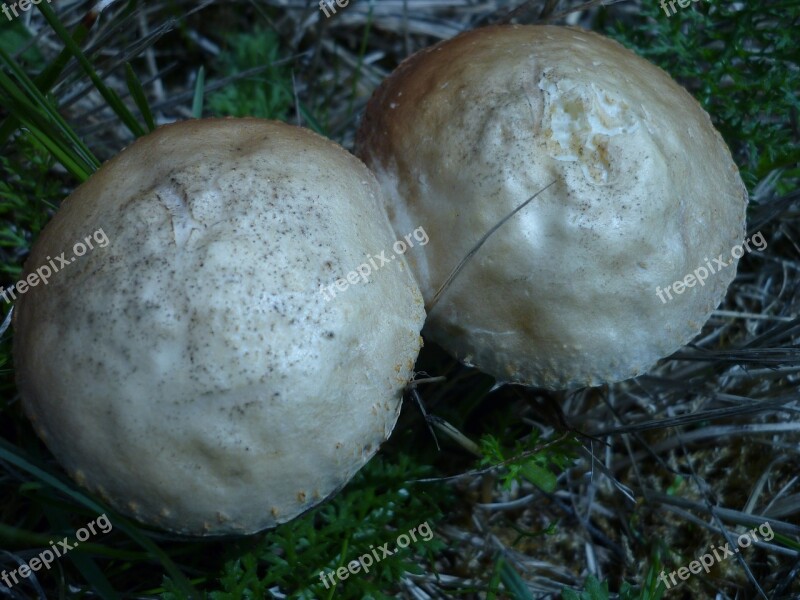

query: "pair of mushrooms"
left=14, top=25, right=746, bottom=535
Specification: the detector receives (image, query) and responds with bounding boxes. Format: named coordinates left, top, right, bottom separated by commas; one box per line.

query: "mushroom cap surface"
left=356, top=24, right=747, bottom=389
left=14, top=118, right=425, bottom=535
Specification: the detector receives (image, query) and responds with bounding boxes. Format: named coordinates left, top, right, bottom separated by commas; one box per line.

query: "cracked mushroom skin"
left=14, top=118, right=425, bottom=535
left=356, top=25, right=747, bottom=389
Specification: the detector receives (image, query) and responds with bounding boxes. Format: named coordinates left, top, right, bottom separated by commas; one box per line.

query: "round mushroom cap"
left=356, top=24, right=747, bottom=390
left=14, top=118, right=425, bottom=535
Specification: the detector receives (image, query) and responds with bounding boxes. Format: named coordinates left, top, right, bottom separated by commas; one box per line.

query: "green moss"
left=603, top=1, right=800, bottom=191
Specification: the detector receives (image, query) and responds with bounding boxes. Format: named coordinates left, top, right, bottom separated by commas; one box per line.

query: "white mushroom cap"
left=14, top=118, right=425, bottom=535
left=356, top=24, right=747, bottom=390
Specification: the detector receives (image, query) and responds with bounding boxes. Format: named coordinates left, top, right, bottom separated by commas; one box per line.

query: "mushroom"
left=14, top=118, right=425, bottom=535
left=356, top=24, right=747, bottom=389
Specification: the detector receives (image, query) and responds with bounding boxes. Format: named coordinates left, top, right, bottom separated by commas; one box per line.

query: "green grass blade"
left=0, top=46, right=99, bottom=175
left=486, top=555, right=504, bottom=599
left=0, top=91, right=91, bottom=180
left=519, top=462, right=557, bottom=493
left=65, top=551, right=118, bottom=599
left=125, top=62, right=156, bottom=132
left=192, top=65, right=205, bottom=119
left=0, top=18, right=91, bottom=147
left=0, top=438, right=198, bottom=598
left=34, top=0, right=145, bottom=137
left=21, top=119, right=93, bottom=181
left=296, top=101, right=325, bottom=136
left=0, top=523, right=146, bottom=560
left=345, top=4, right=374, bottom=128
left=498, top=556, right=535, bottom=600
left=38, top=505, right=119, bottom=600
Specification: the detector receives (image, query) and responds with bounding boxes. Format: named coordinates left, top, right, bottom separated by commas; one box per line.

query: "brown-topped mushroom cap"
left=357, top=24, right=747, bottom=389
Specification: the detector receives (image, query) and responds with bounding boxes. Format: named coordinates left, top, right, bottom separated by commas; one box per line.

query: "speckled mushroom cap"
left=14, top=118, right=425, bottom=535
left=356, top=24, right=747, bottom=389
